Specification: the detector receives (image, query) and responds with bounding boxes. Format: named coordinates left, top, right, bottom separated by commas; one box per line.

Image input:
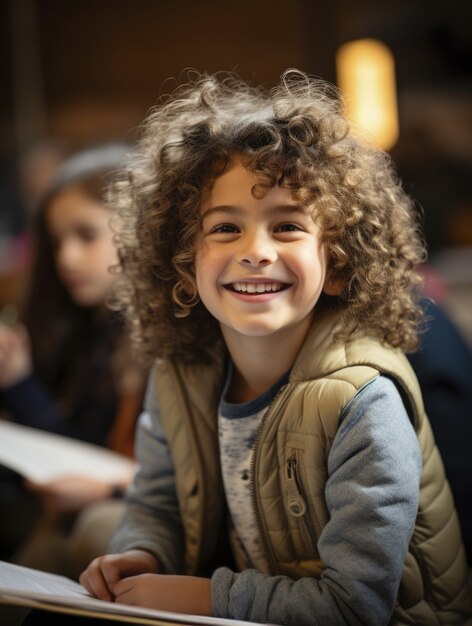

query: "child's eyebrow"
left=201, top=206, right=240, bottom=221
left=201, top=204, right=309, bottom=221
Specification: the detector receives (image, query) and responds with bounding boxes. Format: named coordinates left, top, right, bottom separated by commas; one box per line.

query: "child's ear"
left=323, top=272, right=344, bottom=296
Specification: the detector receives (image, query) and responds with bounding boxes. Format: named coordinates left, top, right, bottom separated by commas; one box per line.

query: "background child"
left=78, top=72, right=472, bottom=625
left=0, top=144, right=146, bottom=578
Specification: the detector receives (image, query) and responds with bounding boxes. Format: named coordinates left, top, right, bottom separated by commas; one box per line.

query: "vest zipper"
left=250, top=387, right=286, bottom=576
left=286, top=452, right=319, bottom=556
left=286, top=455, right=306, bottom=516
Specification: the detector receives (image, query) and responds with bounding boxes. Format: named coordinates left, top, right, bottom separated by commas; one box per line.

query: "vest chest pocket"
left=284, top=445, right=320, bottom=559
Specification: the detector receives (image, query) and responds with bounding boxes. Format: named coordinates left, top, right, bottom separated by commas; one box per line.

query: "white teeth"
left=232, top=282, right=283, bottom=293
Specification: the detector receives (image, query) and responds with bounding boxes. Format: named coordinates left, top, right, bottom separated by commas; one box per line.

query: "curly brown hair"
left=110, top=70, right=426, bottom=364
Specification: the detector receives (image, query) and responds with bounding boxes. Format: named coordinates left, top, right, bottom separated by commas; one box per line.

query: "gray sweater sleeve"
left=211, top=376, right=422, bottom=626
left=108, top=370, right=184, bottom=574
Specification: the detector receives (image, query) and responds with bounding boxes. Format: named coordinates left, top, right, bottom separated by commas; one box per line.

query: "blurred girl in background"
left=0, top=144, right=146, bottom=579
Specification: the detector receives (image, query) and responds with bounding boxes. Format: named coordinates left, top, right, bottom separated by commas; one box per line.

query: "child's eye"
left=211, top=223, right=239, bottom=234
left=77, top=227, right=99, bottom=242
left=275, top=223, right=303, bottom=232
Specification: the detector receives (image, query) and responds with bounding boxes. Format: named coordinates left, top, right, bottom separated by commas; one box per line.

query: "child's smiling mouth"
left=224, top=282, right=290, bottom=294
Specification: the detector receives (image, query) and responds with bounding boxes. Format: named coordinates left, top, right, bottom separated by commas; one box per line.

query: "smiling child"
left=79, top=72, right=472, bottom=626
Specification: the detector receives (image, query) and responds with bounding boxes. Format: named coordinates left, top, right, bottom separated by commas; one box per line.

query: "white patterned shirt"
left=218, top=364, right=290, bottom=573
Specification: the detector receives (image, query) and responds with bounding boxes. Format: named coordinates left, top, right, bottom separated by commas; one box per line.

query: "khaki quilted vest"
left=154, top=311, right=472, bottom=625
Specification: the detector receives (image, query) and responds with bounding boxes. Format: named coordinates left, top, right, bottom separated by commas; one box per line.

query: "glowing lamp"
left=336, top=38, right=399, bottom=151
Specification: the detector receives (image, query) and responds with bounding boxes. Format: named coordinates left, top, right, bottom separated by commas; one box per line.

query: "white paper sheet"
left=0, top=420, right=136, bottom=482
left=0, top=561, right=267, bottom=626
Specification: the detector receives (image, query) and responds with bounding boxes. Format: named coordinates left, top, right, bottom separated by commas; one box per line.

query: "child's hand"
left=0, top=322, right=32, bottom=388
left=113, top=573, right=212, bottom=616
left=26, top=475, right=127, bottom=518
left=80, top=550, right=159, bottom=602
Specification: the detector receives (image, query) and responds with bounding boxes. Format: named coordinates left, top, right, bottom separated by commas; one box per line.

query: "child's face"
left=46, top=185, right=118, bottom=307
left=195, top=156, right=333, bottom=345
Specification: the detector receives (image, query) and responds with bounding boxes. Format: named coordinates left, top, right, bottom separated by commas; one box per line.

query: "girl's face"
left=46, top=185, right=118, bottom=307
left=195, top=156, right=338, bottom=346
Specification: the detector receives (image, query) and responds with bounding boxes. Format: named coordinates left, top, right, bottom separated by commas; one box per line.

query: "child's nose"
left=57, top=240, right=82, bottom=269
left=237, top=230, right=276, bottom=267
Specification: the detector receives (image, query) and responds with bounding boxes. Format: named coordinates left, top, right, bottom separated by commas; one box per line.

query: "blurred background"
left=1, top=0, right=471, bottom=341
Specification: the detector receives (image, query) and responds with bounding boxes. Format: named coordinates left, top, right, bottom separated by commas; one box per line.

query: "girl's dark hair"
left=23, top=144, right=130, bottom=433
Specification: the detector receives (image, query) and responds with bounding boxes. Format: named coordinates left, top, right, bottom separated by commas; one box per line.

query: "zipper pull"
left=286, top=455, right=307, bottom=517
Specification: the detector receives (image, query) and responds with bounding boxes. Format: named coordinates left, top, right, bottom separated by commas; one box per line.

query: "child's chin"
left=69, top=289, right=101, bottom=308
